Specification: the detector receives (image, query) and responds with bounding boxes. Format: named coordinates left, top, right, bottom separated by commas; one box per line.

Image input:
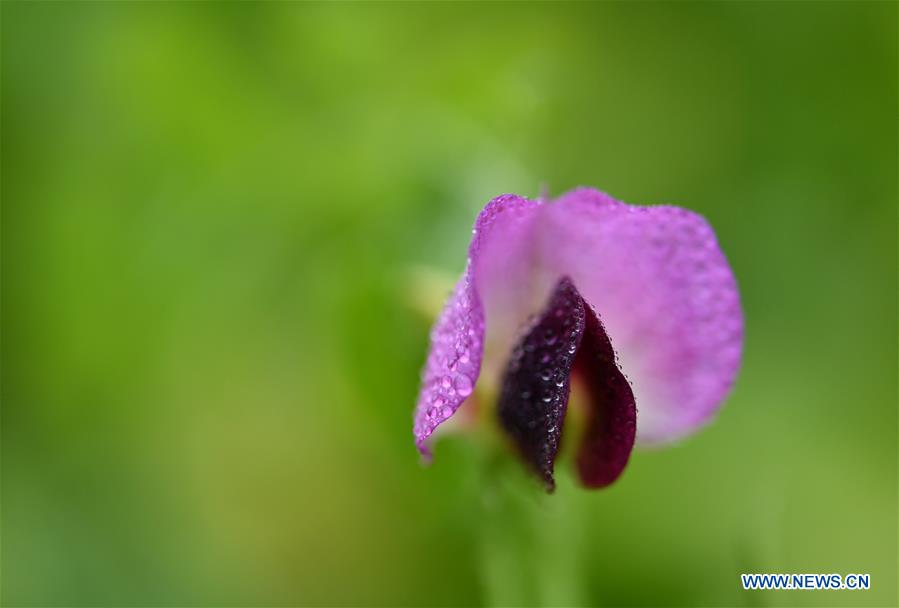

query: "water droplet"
left=454, top=375, right=473, bottom=397
left=441, top=376, right=452, bottom=389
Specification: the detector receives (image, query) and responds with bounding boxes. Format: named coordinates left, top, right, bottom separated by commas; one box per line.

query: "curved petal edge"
left=413, top=194, right=539, bottom=456
left=544, top=189, right=743, bottom=444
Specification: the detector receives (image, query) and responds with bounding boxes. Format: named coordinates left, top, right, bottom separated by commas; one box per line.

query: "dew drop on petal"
left=454, top=374, right=473, bottom=397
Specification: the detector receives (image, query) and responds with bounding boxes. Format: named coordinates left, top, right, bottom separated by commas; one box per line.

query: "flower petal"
left=541, top=189, right=743, bottom=444
left=497, top=277, right=636, bottom=491
left=497, top=277, right=585, bottom=491
left=575, top=294, right=637, bottom=488
left=414, top=194, right=540, bottom=455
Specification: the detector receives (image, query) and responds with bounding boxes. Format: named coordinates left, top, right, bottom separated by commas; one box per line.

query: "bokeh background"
left=3, top=2, right=896, bottom=607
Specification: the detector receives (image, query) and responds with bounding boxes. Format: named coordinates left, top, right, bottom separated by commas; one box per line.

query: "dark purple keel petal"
left=574, top=299, right=637, bottom=489
left=498, top=277, right=637, bottom=491
left=498, top=278, right=585, bottom=491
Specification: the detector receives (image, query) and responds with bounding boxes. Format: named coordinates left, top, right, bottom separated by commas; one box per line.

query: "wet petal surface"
left=497, top=278, right=585, bottom=490
left=415, top=187, right=743, bottom=460
left=413, top=195, right=540, bottom=455
left=574, top=292, right=637, bottom=488
left=498, top=277, right=636, bottom=490
left=541, top=189, right=743, bottom=443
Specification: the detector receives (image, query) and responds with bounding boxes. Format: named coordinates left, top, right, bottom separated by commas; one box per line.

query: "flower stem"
left=477, top=445, right=588, bottom=607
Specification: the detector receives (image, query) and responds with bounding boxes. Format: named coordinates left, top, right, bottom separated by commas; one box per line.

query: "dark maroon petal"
left=574, top=298, right=637, bottom=489
left=497, top=278, right=584, bottom=491
left=498, top=277, right=636, bottom=491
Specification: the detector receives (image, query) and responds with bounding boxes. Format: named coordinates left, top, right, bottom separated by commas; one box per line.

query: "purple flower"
left=413, top=188, right=743, bottom=491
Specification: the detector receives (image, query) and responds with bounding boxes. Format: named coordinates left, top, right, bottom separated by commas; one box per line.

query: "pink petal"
left=541, top=189, right=743, bottom=444
left=413, top=194, right=540, bottom=455
left=414, top=188, right=743, bottom=455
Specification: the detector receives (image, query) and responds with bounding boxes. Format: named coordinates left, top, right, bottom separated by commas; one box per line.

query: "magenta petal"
left=414, top=194, right=540, bottom=456
left=542, top=189, right=743, bottom=443
left=412, top=267, right=483, bottom=457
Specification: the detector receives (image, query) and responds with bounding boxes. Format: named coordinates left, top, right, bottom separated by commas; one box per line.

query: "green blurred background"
left=3, top=2, right=896, bottom=607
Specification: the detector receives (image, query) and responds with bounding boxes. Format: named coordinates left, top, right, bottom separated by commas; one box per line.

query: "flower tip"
left=543, top=476, right=556, bottom=494
left=416, top=441, right=433, bottom=464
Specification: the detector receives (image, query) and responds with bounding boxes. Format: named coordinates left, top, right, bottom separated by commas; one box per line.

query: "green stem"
left=477, top=444, right=588, bottom=607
